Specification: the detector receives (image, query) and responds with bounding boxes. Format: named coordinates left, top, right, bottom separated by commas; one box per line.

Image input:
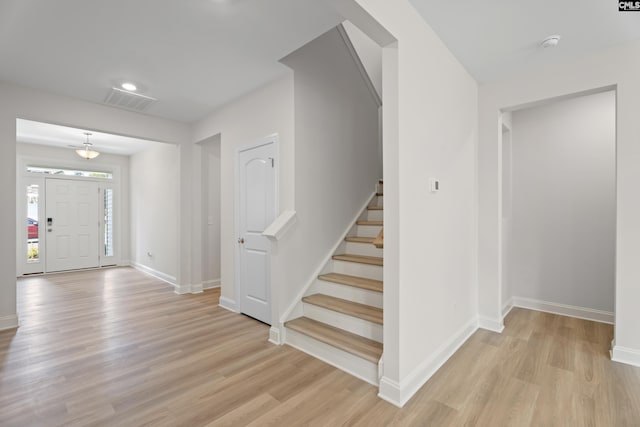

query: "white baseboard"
left=219, top=296, right=238, bottom=313
left=378, top=317, right=478, bottom=408
left=478, top=316, right=505, bottom=333
left=512, top=296, right=614, bottom=324
left=174, top=284, right=191, bottom=295
left=0, top=314, right=19, bottom=331
left=502, top=297, right=514, bottom=318
left=203, top=279, right=221, bottom=290
left=190, top=283, right=204, bottom=294
left=612, top=345, right=640, bottom=367
left=130, top=261, right=178, bottom=290
left=269, top=326, right=282, bottom=345
left=178, top=279, right=222, bottom=295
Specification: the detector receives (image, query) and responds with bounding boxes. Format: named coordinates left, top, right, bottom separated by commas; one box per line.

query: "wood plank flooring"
left=1, top=267, right=639, bottom=426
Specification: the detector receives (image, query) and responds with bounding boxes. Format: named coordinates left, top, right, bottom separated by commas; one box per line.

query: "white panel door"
left=237, top=141, right=276, bottom=324
left=46, top=179, right=100, bottom=272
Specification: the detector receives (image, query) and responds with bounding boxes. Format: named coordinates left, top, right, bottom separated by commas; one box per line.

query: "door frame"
left=16, top=154, right=122, bottom=276
left=234, top=134, right=279, bottom=322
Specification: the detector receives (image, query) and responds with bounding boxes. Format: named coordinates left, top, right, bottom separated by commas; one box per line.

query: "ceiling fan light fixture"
left=76, top=132, right=100, bottom=159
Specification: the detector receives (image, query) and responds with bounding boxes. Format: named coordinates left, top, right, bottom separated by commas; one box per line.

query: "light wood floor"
left=1, top=268, right=639, bottom=426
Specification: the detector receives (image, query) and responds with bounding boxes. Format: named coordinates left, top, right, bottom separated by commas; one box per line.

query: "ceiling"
left=409, top=0, right=640, bottom=83
left=0, top=0, right=342, bottom=122
left=3, top=1, right=639, bottom=125
left=17, top=119, right=161, bottom=156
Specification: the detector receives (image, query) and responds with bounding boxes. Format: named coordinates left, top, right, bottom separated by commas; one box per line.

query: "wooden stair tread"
left=345, top=236, right=375, bottom=244
left=318, top=273, right=383, bottom=293
left=367, top=206, right=383, bottom=210
left=356, top=220, right=383, bottom=226
left=285, top=317, right=383, bottom=363
left=302, top=294, right=383, bottom=324
left=373, top=229, right=384, bottom=249
left=332, top=254, right=383, bottom=266
left=376, top=192, right=383, bottom=196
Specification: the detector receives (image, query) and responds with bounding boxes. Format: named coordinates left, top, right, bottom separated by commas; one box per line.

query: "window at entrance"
left=27, top=184, right=39, bottom=262
left=27, top=166, right=113, bottom=179
left=104, top=189, right=114, bottom=257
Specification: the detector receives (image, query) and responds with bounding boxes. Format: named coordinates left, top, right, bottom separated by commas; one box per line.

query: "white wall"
left=333, top=0, right=478, bottom=406
left=192, top=76, right=295, bottom=309
left=130, top=143, right=180, bottom=284
left=277, top=26, right=380, bottom=322
left=0, top=82, right=189, bottom=330
left=16, top=142, right=131, bottom=269
left=478, top=40, right=640, bottom=366
left=199, top=136, right=221, bottom=287
left=343, top=20, right=382, bottom=99
left=508, top=91, right=615, bottom=313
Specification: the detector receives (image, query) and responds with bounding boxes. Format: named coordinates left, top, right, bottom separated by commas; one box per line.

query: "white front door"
left=237, top=141, right=276, bottom=324
left=45, top=179, right=100, bottom=272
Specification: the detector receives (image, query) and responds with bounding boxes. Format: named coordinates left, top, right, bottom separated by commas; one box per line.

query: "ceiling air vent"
left=104, top=87, right=157, bottom=112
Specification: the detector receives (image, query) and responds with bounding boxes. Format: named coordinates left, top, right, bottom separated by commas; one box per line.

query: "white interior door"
left=45, top=179, right=100, bottom=272
left=237, top=141, right=276, bottom=324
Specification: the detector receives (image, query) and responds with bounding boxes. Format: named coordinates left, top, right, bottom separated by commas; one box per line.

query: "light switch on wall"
left=429, top=178, right=440, bottom=193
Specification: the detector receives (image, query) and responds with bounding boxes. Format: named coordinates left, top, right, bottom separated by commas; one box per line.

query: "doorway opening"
left=500, top=89, right=616, bottom=324
left=19, top=163, right=118, bottom=275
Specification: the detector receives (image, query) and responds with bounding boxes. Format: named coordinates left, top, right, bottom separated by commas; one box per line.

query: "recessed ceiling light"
left=121, top=82, right=137, bottom=91
left=540, top=35, right=561, bottom=48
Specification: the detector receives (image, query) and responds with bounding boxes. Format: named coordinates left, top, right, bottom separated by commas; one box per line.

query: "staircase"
left=285, top=180, right=384, bottom=385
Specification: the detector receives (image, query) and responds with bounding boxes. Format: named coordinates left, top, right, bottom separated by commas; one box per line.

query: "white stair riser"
left=355, top=224, right=383, bottom=238
left=302, top=303, right=383, bottom=342
left=366, top=209, right=383, bottom=221
left=309, top=279, right=383, bottom=308
left=285, top=329, right=379, bottom=385
left=344, top=242, right=383, bottom=258
left=375, top=195, right=383, bottom=207
left=331, top=260, right=383, bottom=281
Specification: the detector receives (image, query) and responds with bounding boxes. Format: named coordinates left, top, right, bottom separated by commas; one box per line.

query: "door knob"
left=238, top=237, right=245, bottom=244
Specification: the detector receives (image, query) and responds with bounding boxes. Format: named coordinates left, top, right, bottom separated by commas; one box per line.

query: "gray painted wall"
left=509, top=91, right=615, bottom=312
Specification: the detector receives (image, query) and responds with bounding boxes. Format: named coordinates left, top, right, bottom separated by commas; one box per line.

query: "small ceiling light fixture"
left=540, top=35, right=561, bottom=48
left=76, top=132, right=100, bottom=159
left=121, top=82, right=137, bottom=91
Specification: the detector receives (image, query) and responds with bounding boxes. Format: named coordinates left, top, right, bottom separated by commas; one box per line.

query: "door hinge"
left=268, top=157, right=274, bottom=168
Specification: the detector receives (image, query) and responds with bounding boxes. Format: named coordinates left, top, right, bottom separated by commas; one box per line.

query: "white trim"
left=130, top=261, right=178, bottom=289
left=512, top=296, right=614, bottom=324
left=285, top=328, right=379, bottom=385
left=190, top=283, right=204, bottom=294
left=337, top=23, right=382, bottom=107
left=218, top=296, right=239, bottom=313
left=478, top=316, right=505, bottom=333
left=502, top=297, right=514, bottom=318
left=203, top=279, right=221, bottom=290
left=378, top=317, right=478, bottom=408
left=280, top=191, right=377, bottom=323
left=0, top=314, right=19, bottom=331
left=269, top=326, right=282, bottom=345
left=263, top=210, right=297, bottom=241
left=612, top=345, right=640, bottom=367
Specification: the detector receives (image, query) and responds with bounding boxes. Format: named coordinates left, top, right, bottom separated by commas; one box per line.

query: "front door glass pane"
left=27, top=185, right=39, bottom=262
